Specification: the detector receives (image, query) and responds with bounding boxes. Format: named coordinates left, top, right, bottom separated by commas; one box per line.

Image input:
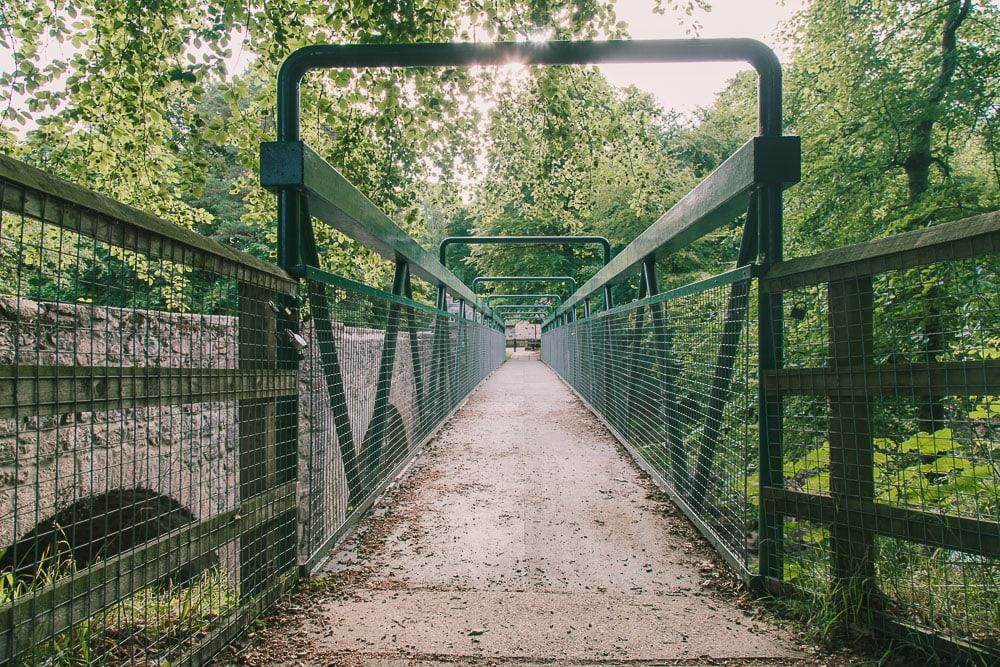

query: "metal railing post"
left=361, top=259, right=410, bottom=494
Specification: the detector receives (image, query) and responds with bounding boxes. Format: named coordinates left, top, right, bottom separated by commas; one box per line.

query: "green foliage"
left=781, top=0, right=1000, bottom=253
left=1, top=0, right=621, bottom=297
left=470, top=66, right=703, bottom=296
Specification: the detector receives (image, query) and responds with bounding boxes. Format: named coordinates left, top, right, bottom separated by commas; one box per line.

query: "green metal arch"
left=440, top=236, right=611, bottom=267
left=483, top=293, right=562, bottom=306
left=472, top=276, right=577, bottom=294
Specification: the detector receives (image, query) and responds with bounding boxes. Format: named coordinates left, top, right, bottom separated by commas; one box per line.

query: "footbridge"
left=0, top=38, right=997, bottom=666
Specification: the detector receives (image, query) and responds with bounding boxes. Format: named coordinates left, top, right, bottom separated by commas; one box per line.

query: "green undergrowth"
left=2, top=548, right=236, bottom=666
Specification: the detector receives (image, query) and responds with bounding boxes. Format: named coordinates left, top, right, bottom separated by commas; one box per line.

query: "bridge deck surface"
left=226, top=353, right=804, bottom=665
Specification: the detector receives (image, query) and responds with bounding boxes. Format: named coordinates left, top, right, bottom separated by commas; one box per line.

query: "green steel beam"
left=493, top=302, right=554, bottom=325
left=276, top=40, right=783, bottom=145
left=484, top=293, right=562, bottom=306
left=440, top=235, right=611, bottom=267
left=260, top=141, right=494, bottom=319
left=443, top=236, right=611, bottom=310
left=272, top=38, right=784, bottom=314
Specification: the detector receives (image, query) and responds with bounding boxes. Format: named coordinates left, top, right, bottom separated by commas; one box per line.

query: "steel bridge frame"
left=264, top=34, right=790, bottom=610
left=440, top=236, right=613, bottom=310
left=472, top=276, right=577, bottom=326
left=484, top=293, right=562, bottom=307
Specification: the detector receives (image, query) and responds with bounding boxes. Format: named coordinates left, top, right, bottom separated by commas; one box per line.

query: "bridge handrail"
left=543, top=135, right=800, bottom=326
left=763, top=209, right=1000, bottom=291
left=260, top=141, right=496, bottom=320
left=0, top=153, right=295, bottom=293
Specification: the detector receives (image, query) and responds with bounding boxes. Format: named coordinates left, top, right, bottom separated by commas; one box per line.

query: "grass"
left=2, top=548, right=237, bottom=666
left=764, top=541, right=999, bottom=667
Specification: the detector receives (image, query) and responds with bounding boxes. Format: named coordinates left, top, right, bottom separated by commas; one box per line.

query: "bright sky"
left=603, top=0, right=804, bottom=113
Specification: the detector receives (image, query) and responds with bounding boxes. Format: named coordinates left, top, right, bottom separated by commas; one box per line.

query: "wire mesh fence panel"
left=0, top=157, right=298, bottom=664
left=542, top=270, right=757, bottom=575
left=763, top=212, right=1000, bottom=659
left=298, top=269, right=504, bottom=568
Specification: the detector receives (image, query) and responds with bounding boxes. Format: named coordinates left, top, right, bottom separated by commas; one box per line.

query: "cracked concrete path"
left=225, top=352, right=804, bottom=666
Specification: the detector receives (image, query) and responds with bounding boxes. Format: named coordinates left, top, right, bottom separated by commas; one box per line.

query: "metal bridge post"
left=623, top=263, right=652, bottom=439
left=431, top=284, right=452, bottom=425
left=757, top=185, right=785, bottom=583
left=403, top=273, right=428, bottom=437
left=642, top=256, right=680, bottom=485
left=296, top=214, right=364, bottom=513
left=361, top=259, right=410, bottom=494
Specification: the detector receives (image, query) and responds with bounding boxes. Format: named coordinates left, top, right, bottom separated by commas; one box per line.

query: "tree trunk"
left=900, top=0, right=971, bottom=432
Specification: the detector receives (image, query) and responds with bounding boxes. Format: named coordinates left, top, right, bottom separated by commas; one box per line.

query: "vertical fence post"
left=404, top=277, right=427, bottom=437
left=644, top=257, right=682, bottom=488
left=827, top=276, right=876, bottom=620
left=431, top=285, right=452, bottom=425
left=624, top=265, right=651, bottom=440
left=758, top=186, right=784, bottom=583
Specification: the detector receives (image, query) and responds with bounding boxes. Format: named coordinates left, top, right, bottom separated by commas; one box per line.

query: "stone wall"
left=0, top=297, right=425, bottom=553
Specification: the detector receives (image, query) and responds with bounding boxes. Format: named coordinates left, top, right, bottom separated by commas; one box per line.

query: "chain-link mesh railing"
left=545, top=212, right=1000, bottom=661
left=298, top=268, right=504, bottom=568
left=0, top=154, right=504, bottom=664
left=0, top=156, right=299, bottom=664
left=542, top=268, right=757, bottom=575
left=762, top=213, right=1000, bottom=659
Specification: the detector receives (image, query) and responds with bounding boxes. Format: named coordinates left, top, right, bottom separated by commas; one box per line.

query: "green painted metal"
left=472, top=276, right=577, bottom=294
left=440, top=235, right=611, bottom=267
left=300, top=266, right=477, bottom=323
left=484, top=293, right=562, bottom=306
left=272, top=38, right=784, bottom=314
left=542, top=136, right=799, bottom=327
left=440, top=235, right=613, bottom=309
left=260, top=141, right=494, bottom=320
left=493, top=302, right=555, bottom=326
left=271, top=42, right=785, bottom=604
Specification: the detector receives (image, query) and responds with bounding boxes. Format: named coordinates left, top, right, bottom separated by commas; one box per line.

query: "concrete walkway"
left=231, top=353, right=802, bottom=665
